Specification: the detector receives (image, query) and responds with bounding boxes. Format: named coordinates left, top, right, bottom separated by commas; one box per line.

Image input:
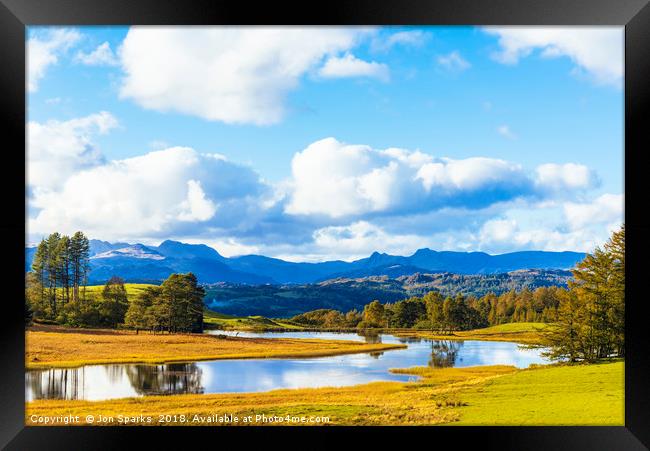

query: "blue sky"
left=26, top=26, right=624, bottom=261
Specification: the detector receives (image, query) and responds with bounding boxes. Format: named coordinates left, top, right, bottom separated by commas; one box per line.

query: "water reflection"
left=429, top=340, right=464, bottom=368
left=26, top=332, right=549, bottom=402
left=125, top=363, right=204, bottom=396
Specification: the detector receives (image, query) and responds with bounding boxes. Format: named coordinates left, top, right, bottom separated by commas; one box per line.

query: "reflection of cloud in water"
left=26, top=366, right=139, bottom=401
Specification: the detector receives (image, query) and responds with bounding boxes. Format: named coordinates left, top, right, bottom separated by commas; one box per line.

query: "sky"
left=26, top=26, right=624, bottom=261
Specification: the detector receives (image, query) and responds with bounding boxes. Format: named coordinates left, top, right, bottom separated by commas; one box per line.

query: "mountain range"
left=24, top=239, right=586, bottom=285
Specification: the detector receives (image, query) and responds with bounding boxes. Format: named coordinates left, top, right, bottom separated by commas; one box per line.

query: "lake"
left=25, top=331, right=548, bottom=401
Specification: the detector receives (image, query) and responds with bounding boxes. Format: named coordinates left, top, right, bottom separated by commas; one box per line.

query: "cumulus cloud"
left=27, top=112, right=118, bottom=194
left=478, top=217, right=599, bottom=253
left=437, top=51, right=471, bottom=72
left=563, top=193, right=623, bottom=231
left=484, top=27, right=623, bottom=86
left=284, top=138, right=554, bottom=219
left=75, top=42, right=119, bottom=66
left=28, top=28, right=81, bottom=92
left=318, top=53, right=389, bottom=81
left=311, top=221, right=424, bottom=261
left=535, top=163, right=599, bottom=193
left=27, top=128, right=612, bottom=257
left=28, top=146, right=269, bottom=241
left=118, top=27, right=372, bottom=125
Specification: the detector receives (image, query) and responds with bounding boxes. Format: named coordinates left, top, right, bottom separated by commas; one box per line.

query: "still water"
left=26, top=331, right=548, bottom=401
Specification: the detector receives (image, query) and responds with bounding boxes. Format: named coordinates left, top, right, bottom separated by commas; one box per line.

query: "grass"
left=25, top=325, right=406, bottom=369
left=394, top=322, right=549, bottom=345
left=451, top=360, right=624, bottom=425
left=203, top=310, right=304, bottom=331
left=57, top=283, right=157, bottom=301
left=25, top=361, right=623, bottom=426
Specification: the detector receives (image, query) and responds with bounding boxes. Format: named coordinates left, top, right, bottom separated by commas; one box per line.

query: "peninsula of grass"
left=25, top=325, right=406, bottom=369
left=25, top=360, right=623, bottom=426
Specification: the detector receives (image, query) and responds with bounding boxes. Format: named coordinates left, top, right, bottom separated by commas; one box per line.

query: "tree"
left=542, top=225, right=625, bottom=362
left=26, top=270, right=47, bottom=320
left=30, top=240, right=48, bottom=313
left=56, top=236, right=72, bottom=305
left=150, top=273, right=205, bottom=333
left=344, top=309, right=362, bottom=328
left=99, top=276, right=129, bottom=327
left=125, top=286, right=160, bottom=331
left=70, top=231, right=90, bottom=303
left=361, top=300, right=385, bottom=328
left=542, top=289, right=584, bottom=362
left=45, top=232, right=62, bottom=316
left=423, top=291, right=443, bottom=330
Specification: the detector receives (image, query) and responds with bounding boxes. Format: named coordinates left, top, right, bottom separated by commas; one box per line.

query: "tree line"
left=290, top=285, right=564, bottom=331
left=27, top=231, right=90, bottom=319
left=25, top=231, right=204, bottom=333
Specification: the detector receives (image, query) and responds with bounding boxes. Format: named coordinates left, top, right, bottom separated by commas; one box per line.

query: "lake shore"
left=25, top=361, right=623, bottom=426
left=25, top=325, right=406, bottom=369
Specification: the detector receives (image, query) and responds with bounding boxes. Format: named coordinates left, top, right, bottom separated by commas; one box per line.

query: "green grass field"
left=58, top=283, right=157, bottom=300
left=451, top=360, right=624, bottom=425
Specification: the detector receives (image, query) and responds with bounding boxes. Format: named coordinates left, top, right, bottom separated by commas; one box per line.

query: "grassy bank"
left=203, top=310, right=304, bottom=331
left=25, top=325, right=406, bottom=369
left=25, top=361, right=623, bottom=426
left=393, top=322, right=549, bottom=345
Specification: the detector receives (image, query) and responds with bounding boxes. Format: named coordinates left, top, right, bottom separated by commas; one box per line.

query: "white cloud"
left=563, top=193, right=623, bottom=231
left=75, top=42, right=119, bottom=66
left=371, top=30, right=429, bottom=52
left=478, top=217, right=601, bottom=253
left=535, top=163, right=598, bottom=192
left=28, top=146, right=267, bottom=241
left=436, top=51, right=471, bottom=72
left=118, top=27, right=372, bottom=125
left=28, top=28, right=81, bottom=92
left=284, top=137, right=591, bottom=220
left=177, top=180, right=218, bottom=222
left=484, top=27, right=623, bottom=86
left=318, top=53, right=389, bottom=81
left=27, top=112, right=118, bottom=193
left=497, top=125, right=516, bottom=139
left=312, top=221, right=425, bottom=262
left=416, top=157, right=524, bottom=192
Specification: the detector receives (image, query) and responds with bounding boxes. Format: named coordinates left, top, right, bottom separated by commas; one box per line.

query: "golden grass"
left=25, top=361, right=623, bottom=426
left=25, top=325, right=406, bottom=369
left=25, top=365, right=516, bottom=426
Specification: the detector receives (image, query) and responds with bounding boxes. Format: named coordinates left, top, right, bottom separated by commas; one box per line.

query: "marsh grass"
left=25, top=325, right=406, bottom=369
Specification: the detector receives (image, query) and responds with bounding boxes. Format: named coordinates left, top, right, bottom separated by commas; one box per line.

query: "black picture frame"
left=2, top=0, right=648, bottom=448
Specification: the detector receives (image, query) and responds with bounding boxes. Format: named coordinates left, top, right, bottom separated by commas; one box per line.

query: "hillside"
left=204, top=269, right=574, bottom=317
left=25, top=238, right=585, bottom=285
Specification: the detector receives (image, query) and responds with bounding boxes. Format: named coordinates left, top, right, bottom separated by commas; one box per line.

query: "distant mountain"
left=204, top=269, right=575, bottom=317
left=24, top=238, right=586, bottom=285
